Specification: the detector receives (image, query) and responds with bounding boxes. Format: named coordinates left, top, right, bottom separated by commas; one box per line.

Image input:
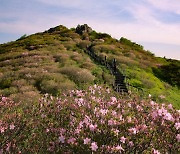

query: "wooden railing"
left=84, top=47, right=146, bottom=96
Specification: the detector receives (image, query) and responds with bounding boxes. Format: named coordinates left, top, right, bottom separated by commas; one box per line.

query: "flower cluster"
left=0, top=85, right=179, bottom=153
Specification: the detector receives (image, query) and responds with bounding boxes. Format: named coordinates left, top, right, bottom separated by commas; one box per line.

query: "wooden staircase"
left=85, top=46, right=129, bottom=94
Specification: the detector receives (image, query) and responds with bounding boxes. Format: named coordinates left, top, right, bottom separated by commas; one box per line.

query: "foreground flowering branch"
left=0, top=85, right=179, bottom=153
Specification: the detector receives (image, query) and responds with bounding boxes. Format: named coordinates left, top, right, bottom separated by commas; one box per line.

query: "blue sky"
left=0, top=0, right=180, bottom=60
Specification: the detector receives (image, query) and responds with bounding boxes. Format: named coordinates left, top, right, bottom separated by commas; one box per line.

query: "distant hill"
left=0, top=24, right=179, bottom=108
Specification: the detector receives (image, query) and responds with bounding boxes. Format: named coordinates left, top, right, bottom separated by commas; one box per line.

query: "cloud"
left=146, top=0, right=180, bottom=14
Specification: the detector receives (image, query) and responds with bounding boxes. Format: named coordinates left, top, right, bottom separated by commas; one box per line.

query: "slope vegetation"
left=0, top=24, right=179, bottom=108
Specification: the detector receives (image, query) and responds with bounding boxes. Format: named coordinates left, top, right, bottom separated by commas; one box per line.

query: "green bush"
left=78, top=40, right=91, bottom=49
left=120, top=37, right=143, bottom=50
left=91, top=44, right=117, bottom=54
left=60, top=66, right=95, bottom=84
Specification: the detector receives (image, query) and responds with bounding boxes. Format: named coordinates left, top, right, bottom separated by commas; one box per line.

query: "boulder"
left=75, top=24, right=93, bottom=35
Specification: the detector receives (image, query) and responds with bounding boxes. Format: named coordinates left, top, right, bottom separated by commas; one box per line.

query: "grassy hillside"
left=0, top=24, right=179, bottom=108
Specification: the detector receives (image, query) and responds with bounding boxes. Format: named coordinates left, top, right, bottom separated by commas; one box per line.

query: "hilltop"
left=0, top=24, right=179, bottom=108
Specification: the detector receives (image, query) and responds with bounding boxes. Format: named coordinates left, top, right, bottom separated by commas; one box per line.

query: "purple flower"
left=59, top=135, right=65, bottom=143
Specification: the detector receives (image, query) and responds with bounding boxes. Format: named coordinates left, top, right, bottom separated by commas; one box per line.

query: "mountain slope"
left=0, top=24, right=179, bottom=108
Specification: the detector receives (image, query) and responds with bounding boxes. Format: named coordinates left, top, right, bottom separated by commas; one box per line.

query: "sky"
left=0, top=0, right=180, bottom=60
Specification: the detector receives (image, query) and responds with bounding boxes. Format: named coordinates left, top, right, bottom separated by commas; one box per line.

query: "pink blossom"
left=151, top=110, right=158, bottom=120
left=59, top=135, right=65, bottom=143
left=174, top=122, right=180, bottom=130
left=113, top=129, right=119, bottom=136
left=120, top=136, right=126, bottom=143
left=153, top=149, right=161, bottom=154
left=115, top=145, right=124, bottom=151
left=0, top=127, right=5, bottom=133
left=111, top=110, right=117, bottom=116
left=129, top=141, right=134, bottom=147
left=176, top=134, right=180, bottom=142
left=60, top=128, right=66, bottom=134
left=75, top=128, right=81, bottom=134
left=157, top=108, right=164, bottom=116
left=67, top=137, right=76, bottom=144
left=78, top=121, right=84, bottom=128
left=128, top=127, right=138, bottom=134
left=108, top=119, right=114, bottom=126
left=75, top=98, right=84, bottom=106
left=150, top=101, right=155, bottom=106
left=90, top=142, right=98, bottom=151
left=2, top=97, right=7, bottom=102
left=111, top=97, right=117, bottom=102
left=9, top=124, right=15, bottom=130
left=89, top=124, right=97, bottom=131
left=100, top=109, right=108, bottom=116
left=136, top=105, right=143, bottom=111
left=163, top=113, right=174, bottom=121
left=83, top=138, right=91, bottom=145
left=168, top=104, right=173, bottom=109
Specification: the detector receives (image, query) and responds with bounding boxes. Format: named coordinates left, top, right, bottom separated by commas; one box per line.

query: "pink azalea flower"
left=83, top=138, right=91, bottom=145
left=163, top=113, right=174, bottom=121
left=151, top=111, right=158, bottom=120
left=150, top=101, right=155, bottom=106
left=176, top=134, right=180, bottom=142
left=100, top=109, right=108, bottom=116
left=113, top=129, right=119, bottom=136
left=75, top=128, right=81, bottom=134
left=128, top=127, right=138, bottom=134
left=129, top=141, right=134, bottom=147
left=2, top=97, right=7, bottom=102
left=120, top=136, right=126, bottom=143
left=9, top=124, right=15, bottom=130
left=91, top=142, right=98, bottom=151
left=174, top=122, right=180, bottom=130
left=89, top=124, right=97, bottom=131
left=67, top=137, right=76, bottom=144
left=153, top=149, right=161, bottom=154
left=115, top=145, right=124, bottom=151
left=168, top=104, right=173, bottom=109
left=111, top=110, right=117, bottom=116
left=108, top=119, right=114, bottom=126
left=111, top=97, right=117, bottom=102
left=46, top=129, right=50, bottom=133
left=0, top=127, right=5, bottom=133
left=59, top=135, right=65, bottom=143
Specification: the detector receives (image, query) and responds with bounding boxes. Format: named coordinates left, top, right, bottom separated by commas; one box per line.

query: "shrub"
left=78, top=40, right=91, bottom=49
left=120, top=37, right=144, bottom=50
left=0, top=86, right=179, bottom=153
left=60, top=66, right=95, bottom=84
left=91, top=44, right=117, bottom=54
